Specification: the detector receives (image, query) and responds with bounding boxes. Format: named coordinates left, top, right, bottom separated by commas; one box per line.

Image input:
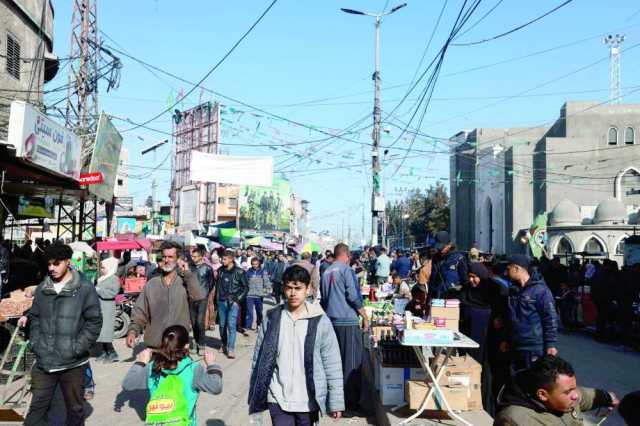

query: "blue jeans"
left=245, top=296, right=263, bottom=329
left=218, top=301, right=239, bottom=352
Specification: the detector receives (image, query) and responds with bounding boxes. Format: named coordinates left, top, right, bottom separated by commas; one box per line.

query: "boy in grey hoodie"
left=248, top=265, right=344, bottom=425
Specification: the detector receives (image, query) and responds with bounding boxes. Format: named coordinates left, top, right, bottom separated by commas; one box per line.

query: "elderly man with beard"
left=126, top=241, right=206, bottom=349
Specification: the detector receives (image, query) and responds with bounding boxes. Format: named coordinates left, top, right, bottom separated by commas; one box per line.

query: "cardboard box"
left=430, top=305, right=460, bottom=320
left=405, top=380, right=473, bottom=411
left=443, top=318, right=459, bottom=331
left=431, top=354, right=483, bottom=411
left=374, top=351, right=428, bottom=404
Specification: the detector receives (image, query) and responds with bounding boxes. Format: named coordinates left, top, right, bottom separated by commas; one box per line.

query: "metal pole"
left=152, top=149, right=157, bottom=234
left=371, top=16, right=382, bottom=247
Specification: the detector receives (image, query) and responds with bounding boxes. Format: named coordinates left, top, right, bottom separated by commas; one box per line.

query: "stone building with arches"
left=450, top=100, right=640, bottom=260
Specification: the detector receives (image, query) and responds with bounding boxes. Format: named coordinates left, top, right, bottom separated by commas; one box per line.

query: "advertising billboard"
left=16, top=196, right=55, bottom=218
left=7, top=101, right=81, bottom=180
left=86, top=113, right=123, bottom=201
left=239, top=178, right=291, bottom=232
left=116, top=217, right=136, bottom=234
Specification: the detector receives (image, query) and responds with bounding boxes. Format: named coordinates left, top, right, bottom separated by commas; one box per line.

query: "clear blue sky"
left=46, top=0, right=640, bottom=243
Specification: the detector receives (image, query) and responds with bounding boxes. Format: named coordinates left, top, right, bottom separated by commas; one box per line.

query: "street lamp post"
left=140, top=137, right=169, bottom=234
left=341, top=2, right=407, bottom=248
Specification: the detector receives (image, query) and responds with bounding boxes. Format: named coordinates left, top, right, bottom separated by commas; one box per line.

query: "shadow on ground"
left=113, top=389, right=148, bottom=421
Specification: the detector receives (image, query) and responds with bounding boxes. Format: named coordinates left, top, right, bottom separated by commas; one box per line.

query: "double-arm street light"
left=341, top=2, right=407, bottom=247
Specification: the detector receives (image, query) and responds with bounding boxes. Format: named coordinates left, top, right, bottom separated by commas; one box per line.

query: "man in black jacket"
left=216, top=249, right=248, bottom=359
left=25, top=243, right=102, bottom=426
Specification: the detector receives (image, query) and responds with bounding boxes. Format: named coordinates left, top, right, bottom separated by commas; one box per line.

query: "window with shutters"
left=6, top=34, right=20, bottom=80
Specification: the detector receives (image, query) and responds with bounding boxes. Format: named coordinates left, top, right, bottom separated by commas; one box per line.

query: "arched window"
left=608, top=127, right=618, bottom=145
left=625, top=127, right=635, bottom=145
left=616, top=236, right=628, bottom=255
left=556, top=237, right=573, bottom=255
left=620, top=168, right=640, bottom=205
left=584, top=236, right=605, bottom=254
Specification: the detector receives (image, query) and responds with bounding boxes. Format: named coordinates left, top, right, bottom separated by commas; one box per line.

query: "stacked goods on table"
left=405, top=354, right=483, bottom=411
left=429, top=298, right=460, bottom=331
left=399, top=299, right=460, bottom=345
left=0, top=287, right=37, bottom=318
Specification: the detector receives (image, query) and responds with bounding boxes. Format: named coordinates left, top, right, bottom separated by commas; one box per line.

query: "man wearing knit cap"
left=505, top=254, right=558, bottom=372
left=429, top=231, right=468, bottom=298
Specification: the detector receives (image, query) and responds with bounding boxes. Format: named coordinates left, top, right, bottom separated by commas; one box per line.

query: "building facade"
left=450, top=101, right=640, bottom=263
left=0, top=0, right=58, bottom=140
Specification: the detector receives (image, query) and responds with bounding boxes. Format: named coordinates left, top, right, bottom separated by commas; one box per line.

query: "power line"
left=121, top=0, right=279, bottom=133
left=452, top=0, right=575, bottom=46
left=454, top=0, right=504, bottom=39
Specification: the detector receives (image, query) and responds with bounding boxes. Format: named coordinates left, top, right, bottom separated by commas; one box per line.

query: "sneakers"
left=219, top=346, right=227, bottom=354
left=227, top=352, right=236, bottom=359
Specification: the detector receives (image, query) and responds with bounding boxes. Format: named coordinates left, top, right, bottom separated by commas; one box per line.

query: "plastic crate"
left=123, top=277, right=146, bottom=294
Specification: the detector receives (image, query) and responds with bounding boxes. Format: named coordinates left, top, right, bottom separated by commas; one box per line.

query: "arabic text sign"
left=86, top=113, right=123, bottom=201
left=7, top=101, right=81, bottom=180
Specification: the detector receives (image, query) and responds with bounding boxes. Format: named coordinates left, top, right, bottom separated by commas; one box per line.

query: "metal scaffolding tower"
left=171, top=102, right=221, bottom=230
left=604, top=34, right=625, bottom=104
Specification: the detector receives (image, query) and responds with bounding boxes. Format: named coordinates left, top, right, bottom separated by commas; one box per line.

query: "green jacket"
left=495, top=381, right=611, bottom=426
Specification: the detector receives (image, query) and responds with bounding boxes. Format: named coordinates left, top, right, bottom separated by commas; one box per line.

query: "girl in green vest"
left=122, top=325, right=223, bottom=425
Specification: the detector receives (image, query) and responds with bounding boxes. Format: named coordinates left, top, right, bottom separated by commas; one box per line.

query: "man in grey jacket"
left=127, top=241, right=206, bottom=349
left=249, top=265, right=344, bottom=424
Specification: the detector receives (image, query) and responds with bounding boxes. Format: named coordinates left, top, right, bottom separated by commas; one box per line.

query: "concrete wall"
left=541, top=102, right=640, bottom=212
left=0, top=0, right=55, bottom=140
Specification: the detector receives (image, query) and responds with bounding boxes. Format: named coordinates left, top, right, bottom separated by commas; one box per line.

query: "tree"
left=385, top=182, right=449, bottom=248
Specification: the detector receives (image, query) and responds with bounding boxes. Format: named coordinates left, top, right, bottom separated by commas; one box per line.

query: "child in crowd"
left=390, top=272, right=412, bottom=300
left=122, top=325, right=223, bottom=425
left=248, top=265, right=344, bottom=425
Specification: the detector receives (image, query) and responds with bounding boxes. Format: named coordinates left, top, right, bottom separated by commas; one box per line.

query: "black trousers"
left=25, top=364, right=85, bottom=426
left=269, top=403, right=319, bottom=426
left=333, top=324, right=364, bottom=410
left=190, top=298, right=208, bottom=346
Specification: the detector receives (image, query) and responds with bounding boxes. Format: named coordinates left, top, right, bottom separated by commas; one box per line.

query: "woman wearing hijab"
left=460, top=262, right=502, bottom=416
left=95, top=257, right=121, bottom=362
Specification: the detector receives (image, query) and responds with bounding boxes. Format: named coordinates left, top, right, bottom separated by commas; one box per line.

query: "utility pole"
left=604, top=34, right=625, bottom=104
left=141, top=138, right=169, bottom=234
left=341, top=3, right=407, bottom=247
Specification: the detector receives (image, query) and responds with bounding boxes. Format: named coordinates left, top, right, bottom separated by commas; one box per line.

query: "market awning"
left=96, top=239, right=152, bottom=251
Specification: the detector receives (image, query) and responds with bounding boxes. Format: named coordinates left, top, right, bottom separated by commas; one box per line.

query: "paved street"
left=556, top=331, right=640, bottom=426
left=62, top=328, right=637, bottom=426
left=82, top=327, right=374, bottom=426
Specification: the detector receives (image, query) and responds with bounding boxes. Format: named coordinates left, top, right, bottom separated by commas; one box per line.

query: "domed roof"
left=550, top=200, right=581, bottom=226
left=593, top=198, right=627, bottom=224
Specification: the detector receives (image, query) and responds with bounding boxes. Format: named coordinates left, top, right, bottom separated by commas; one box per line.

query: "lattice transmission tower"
left=65, top=0, right=100, bottom=169
left=604, top=34, right=625, bottom=104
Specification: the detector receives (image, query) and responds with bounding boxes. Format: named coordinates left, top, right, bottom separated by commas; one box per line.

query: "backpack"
left=146, top=371, right=191, bottom=426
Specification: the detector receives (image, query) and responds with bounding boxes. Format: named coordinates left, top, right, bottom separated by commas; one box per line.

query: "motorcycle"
left=114, top=293, right=137, bottom=339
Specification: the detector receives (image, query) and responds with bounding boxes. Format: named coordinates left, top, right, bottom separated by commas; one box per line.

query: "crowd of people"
left=2, top=234, right=640, bottom=425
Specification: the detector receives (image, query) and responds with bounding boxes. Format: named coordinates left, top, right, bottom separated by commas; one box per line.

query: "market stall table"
left=399, top=331, right=479, bottom=426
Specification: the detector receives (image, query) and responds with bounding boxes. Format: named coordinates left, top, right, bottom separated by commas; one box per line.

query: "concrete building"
left=450, top=101, right=640, bottom=263
left=215, top=184, right=239, bottom=224
left=0, top=0, right=58, bottom=140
